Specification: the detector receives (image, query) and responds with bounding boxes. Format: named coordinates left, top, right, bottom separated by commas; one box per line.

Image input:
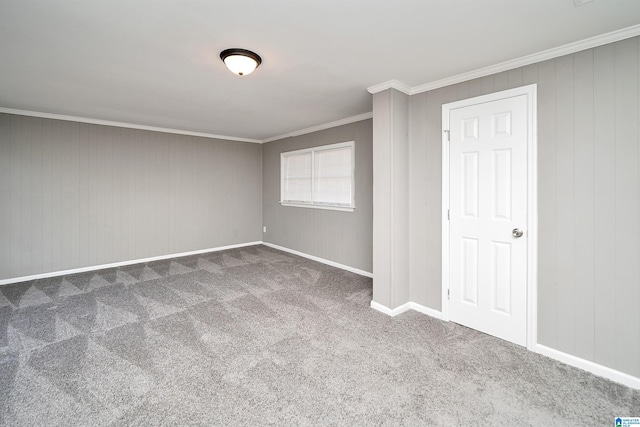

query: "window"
left=280, top=141, right=355, bottom=211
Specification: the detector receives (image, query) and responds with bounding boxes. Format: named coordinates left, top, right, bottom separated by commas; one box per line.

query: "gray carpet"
left=0, top=244, right=637, bottom=426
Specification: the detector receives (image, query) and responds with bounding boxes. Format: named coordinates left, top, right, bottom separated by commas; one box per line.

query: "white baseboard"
left=370, top=301, right=412, bottom=316
left=370, top=300, right=443, bottom=320
left=408, top=302, right=443, bottom=320
left=534, top=344, right=640, bottom=390
left=371, top=300, right=639, bottom=389
left=0, top=241, right=262, bottom=286
left=261, top=242, right=373, bottom=278
left=3, top=240, right=638, bottom=390
left=1, top=240, right=373, bottom=285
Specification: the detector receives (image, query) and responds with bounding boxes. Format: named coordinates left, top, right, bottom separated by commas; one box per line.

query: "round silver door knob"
left=512, top=228, right=524, bottom=238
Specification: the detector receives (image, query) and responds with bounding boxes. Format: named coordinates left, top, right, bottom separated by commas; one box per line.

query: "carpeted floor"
left=0, top=244, right=637, bottom=426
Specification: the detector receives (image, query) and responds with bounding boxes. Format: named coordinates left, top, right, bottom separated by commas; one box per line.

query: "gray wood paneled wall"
left=372, top=89, right=410, bottom=308
left=262, top=120, right=373, bottom=273
left=0, top=114, right=262, bottom=280
left=408, top=36, right=640, bottom=378
left=2, top=36, right=638, bottom=379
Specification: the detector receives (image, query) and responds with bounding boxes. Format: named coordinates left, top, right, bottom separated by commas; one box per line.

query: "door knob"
left=512, top=228, right=524, bottom=238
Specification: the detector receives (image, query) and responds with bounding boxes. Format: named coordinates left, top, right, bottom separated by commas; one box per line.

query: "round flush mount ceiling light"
left=220, top=48, right=262, bottom=76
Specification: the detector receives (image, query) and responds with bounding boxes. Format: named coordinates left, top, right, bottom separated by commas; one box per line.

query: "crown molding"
left=261, top=111, right=373, bottom=143
left=410, top=24, right=640, bottom=95
left=0, top=106, right=373, bottom=145
left=5, top=25, right=637, bottom=143
left=0, top=107, right=262, bottom=144
left=367, top=79, right=412, bottom=95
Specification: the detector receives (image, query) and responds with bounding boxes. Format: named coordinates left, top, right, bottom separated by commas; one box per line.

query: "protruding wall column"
left=371, top=88, right=410, bottom=311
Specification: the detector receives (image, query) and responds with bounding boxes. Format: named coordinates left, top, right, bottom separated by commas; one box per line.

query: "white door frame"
left=441, top=84, right=538, bottom=351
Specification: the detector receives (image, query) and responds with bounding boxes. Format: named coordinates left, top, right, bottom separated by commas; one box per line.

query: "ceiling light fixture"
left=220, top=48, right=262, bottom=76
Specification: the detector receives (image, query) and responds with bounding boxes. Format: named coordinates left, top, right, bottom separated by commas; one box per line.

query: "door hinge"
left=447, top=289, right=450, bottom=299
left=447, top=209, right=450, bottom=220
left=444, top=129, right=450, bottom=142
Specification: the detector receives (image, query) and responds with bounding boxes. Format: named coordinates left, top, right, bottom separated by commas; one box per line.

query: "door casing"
left=441, top=84, right=538, bottom=351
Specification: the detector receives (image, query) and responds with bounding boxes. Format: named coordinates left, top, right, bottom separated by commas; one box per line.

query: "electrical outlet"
left=263, top=226, right=266, bottom=233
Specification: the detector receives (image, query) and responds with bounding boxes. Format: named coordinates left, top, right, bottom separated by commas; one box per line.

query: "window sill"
left=279, top=202, right=355, bottom=212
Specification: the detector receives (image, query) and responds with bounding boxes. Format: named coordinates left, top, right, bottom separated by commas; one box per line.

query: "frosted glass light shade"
left=220, top=48, right=262, bottom=76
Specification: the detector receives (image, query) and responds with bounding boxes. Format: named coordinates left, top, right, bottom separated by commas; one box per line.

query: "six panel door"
left=448, top=94, right=528, bottom=346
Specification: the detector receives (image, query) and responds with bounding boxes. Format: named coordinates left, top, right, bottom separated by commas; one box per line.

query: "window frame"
left=280, top=141, right=355, bottom=212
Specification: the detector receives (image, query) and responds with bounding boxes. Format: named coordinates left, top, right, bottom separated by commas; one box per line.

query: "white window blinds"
left=313, top=146, right=353, bottom=206
left=282, top=152, right=312, bottom=203
left=280, top=141, right=355, bottom=211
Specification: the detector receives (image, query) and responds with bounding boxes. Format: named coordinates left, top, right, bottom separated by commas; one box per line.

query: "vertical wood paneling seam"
left=407, top=92, right=414, bottom=299
left=571, top=54, right=580, bottom=353
left=66, top=121, right=72, bottom=267
left=133, top=130, right=138, bottom=258
left=554, top=58, right=559, bottom=340
left=612, top=47, right=618, bottom=368
left=25, top=117, right=31, bottom=275
left=591, top=50, right=597, bottom=354
left=32, top=118, right=38, bottom=272
left=636, top=37, right=640, bottom=376
left=165, top=134, right=170, bottom=254
left=12, top=117, right=18, bottom=275
left=13, top=116, right=18, bottom=276
left=108, top=127, right=114, bottom=262
left=87, top=124, right=93, bottom=265
left=592, top=44, right=617, bottom=367
left=389, top=89, right=395, bottom=308
left=74, top=123, right=79, bottom=267
left=28, top=119, right=32, bottom=272
left=635, top=41, right=639, bottom=349
left=554, top=55, right=576, bottom=351
left=569, top=55, right=576, bottom=353
left=38, top=119, right=44, bottom=272
left=635, top=37, right=640, bottom=376
left=573, top=49, right=597, bottom=359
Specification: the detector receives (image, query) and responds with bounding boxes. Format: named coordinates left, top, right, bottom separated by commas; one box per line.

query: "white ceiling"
left=1, top=0, right=639, bottom=141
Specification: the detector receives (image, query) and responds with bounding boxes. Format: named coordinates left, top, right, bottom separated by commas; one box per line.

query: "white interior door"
left=448, top=94, right=528, bottom=346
